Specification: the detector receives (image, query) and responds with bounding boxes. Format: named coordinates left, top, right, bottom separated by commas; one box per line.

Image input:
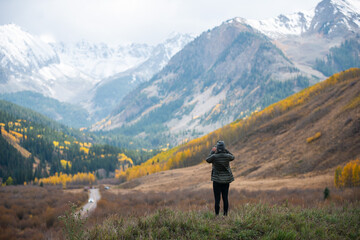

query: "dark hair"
left=216, top=141, right=225, bottom=152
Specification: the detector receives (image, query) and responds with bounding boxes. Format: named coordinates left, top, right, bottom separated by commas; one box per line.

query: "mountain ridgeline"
left=117, top=69, right=360, bottom=181
left=95, top=21, right=312, bottom=143
left=0, top=0, right=360, bottom=149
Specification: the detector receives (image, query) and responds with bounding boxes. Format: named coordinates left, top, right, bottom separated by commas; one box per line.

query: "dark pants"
left=213, top=181, right=230, bottom=216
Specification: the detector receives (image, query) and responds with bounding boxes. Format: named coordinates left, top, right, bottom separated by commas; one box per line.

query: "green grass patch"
left=74, top=203, right=360, bottom=239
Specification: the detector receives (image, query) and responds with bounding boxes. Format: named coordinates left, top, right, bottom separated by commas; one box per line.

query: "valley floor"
left=111, top=163, right=334, bottom=194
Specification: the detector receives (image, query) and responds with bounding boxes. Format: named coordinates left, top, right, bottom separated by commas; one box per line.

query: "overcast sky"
left=0, top=0, right=320, bottom=45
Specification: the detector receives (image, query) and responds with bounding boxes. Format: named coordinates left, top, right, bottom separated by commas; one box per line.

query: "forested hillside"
left=0, top=100, right=157, bottom=185
left=0, top=133, right=32, bottom=185
left=314, top=37, right=360, bottom=76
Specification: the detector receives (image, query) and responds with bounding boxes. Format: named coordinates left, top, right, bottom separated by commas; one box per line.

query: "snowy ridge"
left=52, top=33, right=193, bottom=80
left=331, top=0, right=360, bottom=15
left=0, top=24, right=59, bottom=74
left=245, top=10, right=314, bottom=38
left=52, top=41, right=153, bottom=79
left=0, top=24, right=96, bottom=102
left=329, top=0, right=360, bottom=29
left=0, top=23, right=193, bottom=112
left=238, top=0, right=359, bottom=39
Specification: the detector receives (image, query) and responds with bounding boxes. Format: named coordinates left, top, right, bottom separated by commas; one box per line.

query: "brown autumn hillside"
left=116, top=69, right=360, bottom=192
left=231, top=72, right=360, bottom=179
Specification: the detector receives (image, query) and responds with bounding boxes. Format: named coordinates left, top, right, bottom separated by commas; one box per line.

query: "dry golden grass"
left=227, top=76, right=360, bottom=179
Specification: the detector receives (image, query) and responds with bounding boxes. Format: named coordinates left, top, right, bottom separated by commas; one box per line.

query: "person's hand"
left=211, top=147, right=217, bottom=152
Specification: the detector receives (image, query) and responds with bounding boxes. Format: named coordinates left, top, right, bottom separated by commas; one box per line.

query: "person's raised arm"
left=206, top=146, right=217, bottom=163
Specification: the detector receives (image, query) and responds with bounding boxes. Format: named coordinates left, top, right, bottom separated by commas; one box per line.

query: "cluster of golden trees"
left=60, top=160, right=72, bottom=169
left=53, top=140, right=92, bottom=154
left=0, top=120, right=29, bottom=143
left=116, top=69, right=360, bottom=181
left=117, top=153, right=133, bottom=165
left=334, top=159, right=360, bottom=188
left=34, top=172, right=96, bottom=188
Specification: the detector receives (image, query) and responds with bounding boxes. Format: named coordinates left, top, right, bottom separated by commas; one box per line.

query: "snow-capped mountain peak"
left=0, top=24, right=59, bottom=75
left=308, top=0, right=360, bottom=37
left=0, top=24, right=95, bottom=102
left=329, top=0, right=360, bottom=16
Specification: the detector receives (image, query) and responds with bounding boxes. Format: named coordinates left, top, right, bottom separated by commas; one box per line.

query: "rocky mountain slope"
left=307, top=0, right=360, bottom=38
left=93, top=0, right=360, bottom=146
left=92, top=20, right=313, bottom=138
left=87, top=33, right=194, bottom=119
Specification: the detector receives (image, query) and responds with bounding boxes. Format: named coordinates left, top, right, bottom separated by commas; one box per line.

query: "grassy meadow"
left=76, top=185, right=360, bottom=240
left=86, top=203, right=360, bottom=240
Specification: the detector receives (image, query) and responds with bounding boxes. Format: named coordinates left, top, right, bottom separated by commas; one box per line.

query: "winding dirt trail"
left=80, top=188, right=101, bottom=218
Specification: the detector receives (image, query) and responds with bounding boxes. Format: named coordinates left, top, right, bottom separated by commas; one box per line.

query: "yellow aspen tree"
left=341, top=162, right=353, bottom=187
left=352, top=160, right=360, bottom=187
left=334, top=166, right=342, bottom=188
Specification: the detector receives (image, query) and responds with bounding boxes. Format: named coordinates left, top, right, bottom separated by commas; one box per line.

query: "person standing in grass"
left=206, top=140, right=235, bottom=216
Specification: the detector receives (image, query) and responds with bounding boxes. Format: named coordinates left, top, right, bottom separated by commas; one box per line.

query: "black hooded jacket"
left=206, top=148, right=235, bottom=184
